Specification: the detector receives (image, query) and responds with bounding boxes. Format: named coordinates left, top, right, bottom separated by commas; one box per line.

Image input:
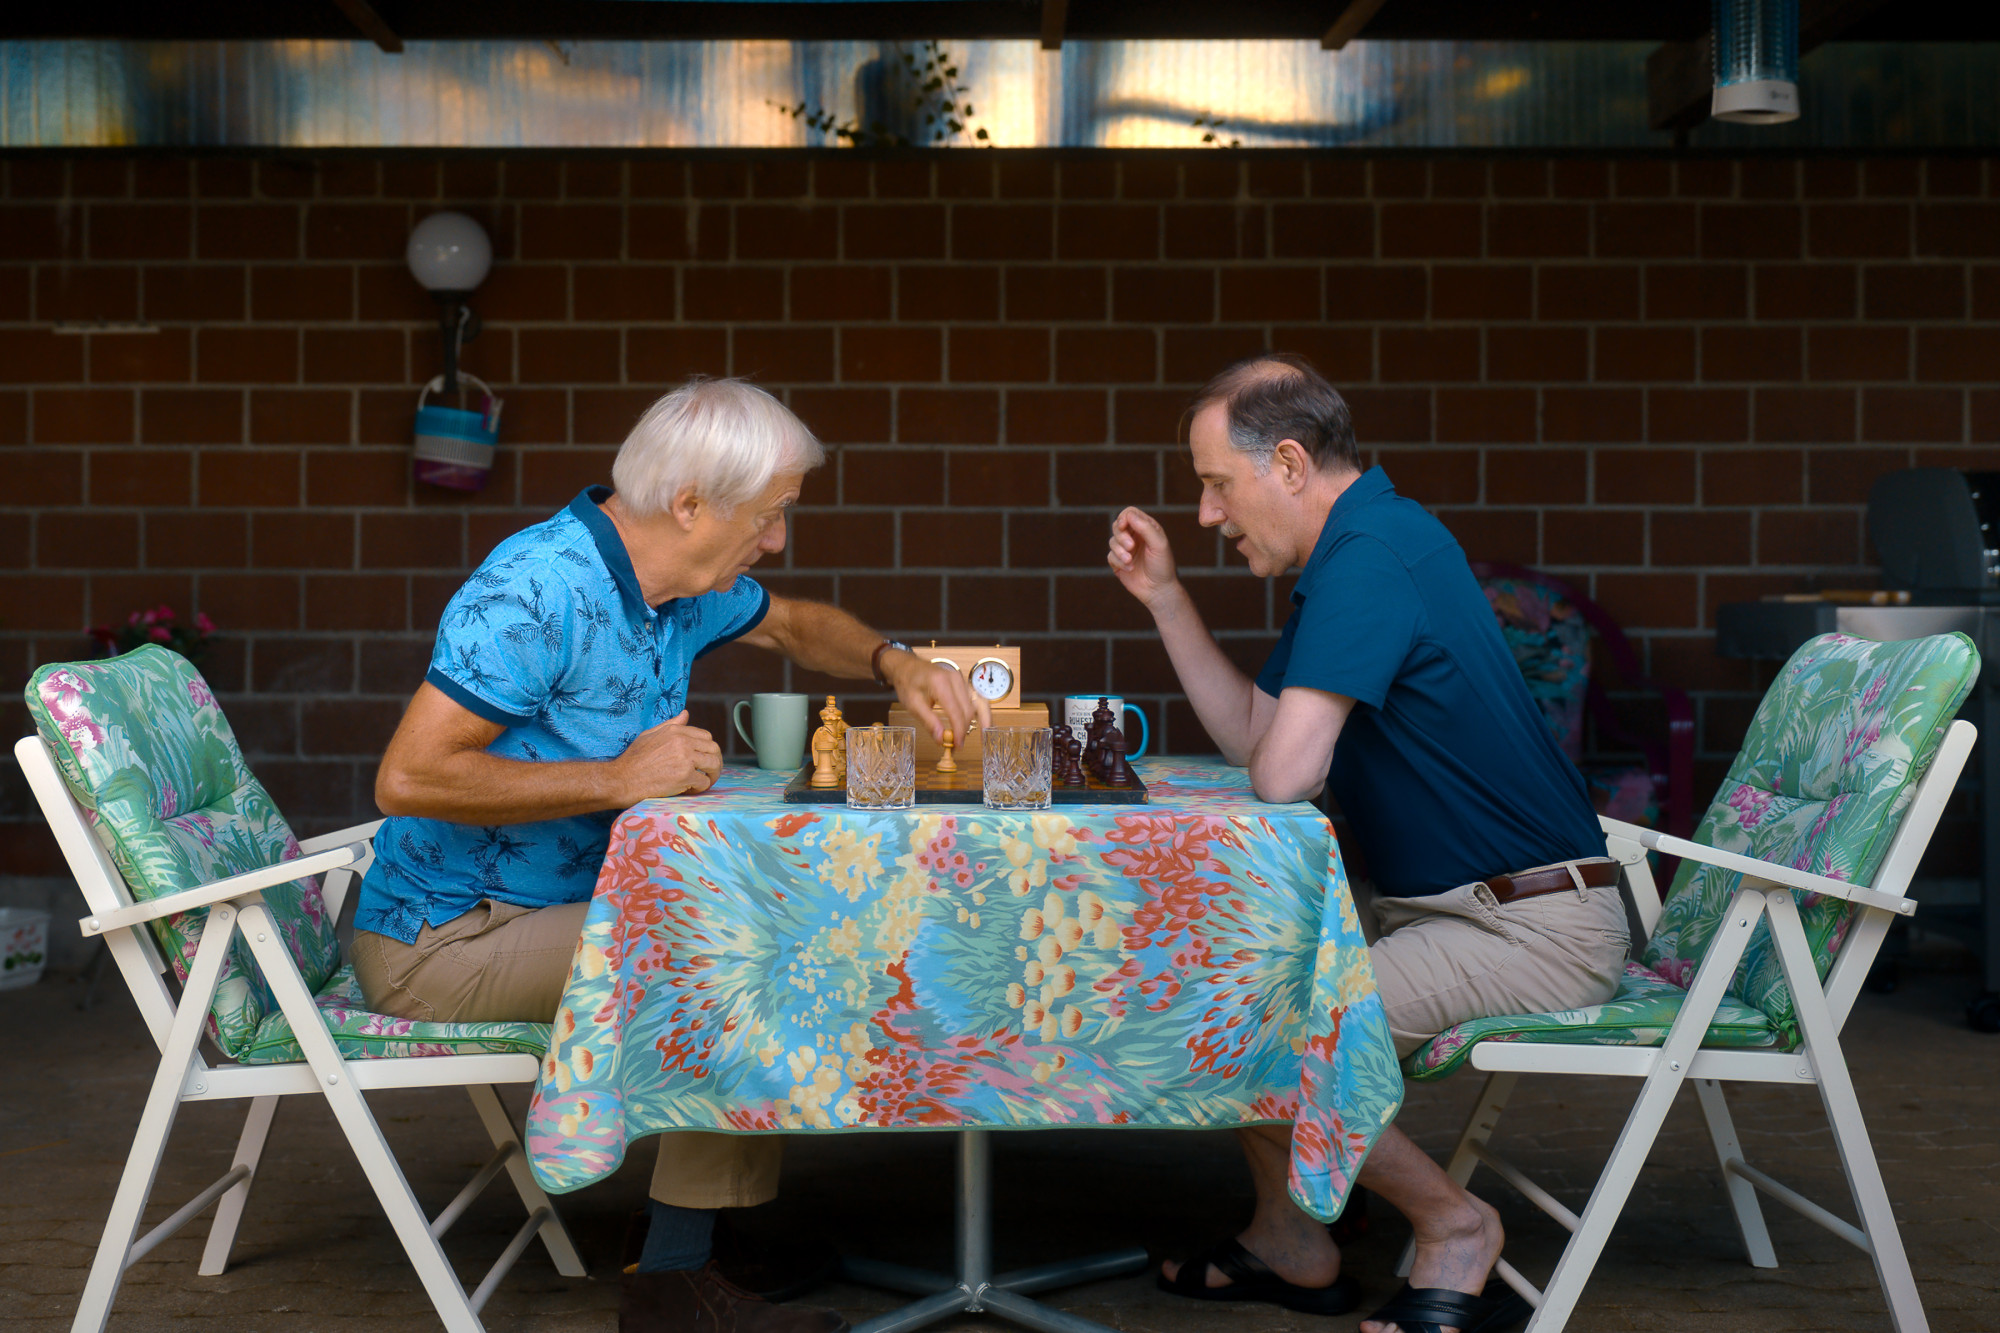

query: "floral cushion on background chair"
left=26, top=646, right=549, bottom=1064
left=1481, top=575, right=1662, bottom=826
left=1405, top=631, right=1979, bottom=1080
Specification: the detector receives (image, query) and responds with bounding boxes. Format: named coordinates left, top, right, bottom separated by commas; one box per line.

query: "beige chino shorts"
left=1361, top=860, right=1632, bottom=1058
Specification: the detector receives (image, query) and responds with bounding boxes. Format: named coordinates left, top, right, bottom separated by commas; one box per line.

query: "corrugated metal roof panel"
left=0, top=39, right=1991, bottom=149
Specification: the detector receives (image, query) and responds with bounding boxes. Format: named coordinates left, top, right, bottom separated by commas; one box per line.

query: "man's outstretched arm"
left=737, top=594, right=991, bottom=743
left=1109, top=506, right=1276, bottom=764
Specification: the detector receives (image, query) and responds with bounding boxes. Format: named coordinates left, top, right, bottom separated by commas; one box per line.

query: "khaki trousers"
left=352, top=898, right=783, bottom=1209
left=1361, top=859, right=1632, bottom=1058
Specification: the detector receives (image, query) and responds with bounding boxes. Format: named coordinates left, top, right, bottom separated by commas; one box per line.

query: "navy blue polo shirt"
left=1255, top=467, right=1603, bottom=898
left=355, top=486, right=769, bottom=943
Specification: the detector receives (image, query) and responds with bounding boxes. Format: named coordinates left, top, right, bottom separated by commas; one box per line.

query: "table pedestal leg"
left=845, top=1132, right=1148, bottom=1333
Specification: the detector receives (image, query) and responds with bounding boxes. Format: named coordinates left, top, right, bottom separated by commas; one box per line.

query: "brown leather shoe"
left=621, top=1262, right=850, bottom=1333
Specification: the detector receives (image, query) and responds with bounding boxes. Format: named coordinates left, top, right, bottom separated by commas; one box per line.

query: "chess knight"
left=1111, top=354, right=1624, bottom=1333
left=355, top=377, right=989, bottom=1333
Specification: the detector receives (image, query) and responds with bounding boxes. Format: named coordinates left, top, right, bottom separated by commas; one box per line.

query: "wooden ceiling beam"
left=331, top=0, right=402, bottom=53
left=1040, top=0, right=1067, bottom=51
left=1322, top=0, right=1391, bottom=52
left=1647, top=0, right=1895, bottom=132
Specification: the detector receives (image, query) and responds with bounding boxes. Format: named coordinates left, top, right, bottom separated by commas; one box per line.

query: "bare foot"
left=1359, top=1192, right=1504, bottom=1333
left=1160, top=1213, right=1341, bottom=1292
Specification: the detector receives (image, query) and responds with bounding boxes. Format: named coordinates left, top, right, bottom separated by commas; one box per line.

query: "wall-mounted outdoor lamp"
left=407, top=211, right=502, bottom=491
left=1711, top=0, right=1799, bottom=124
left=406, top=210, right=491, bottom=394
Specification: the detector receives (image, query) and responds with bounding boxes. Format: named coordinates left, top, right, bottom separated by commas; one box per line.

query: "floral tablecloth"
left=524, top=757, right=1402, bottom=1221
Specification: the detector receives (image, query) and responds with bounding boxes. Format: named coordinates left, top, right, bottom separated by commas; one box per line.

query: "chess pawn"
left=808, top=725, right=840, bottom=788
left=936, top=729, right=958, bottom=774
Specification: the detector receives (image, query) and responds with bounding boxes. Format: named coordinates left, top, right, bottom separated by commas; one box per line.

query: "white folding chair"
left=18, top=648, right=584, bottom=1333
left=1398, top=630, right=1980, bottom=1332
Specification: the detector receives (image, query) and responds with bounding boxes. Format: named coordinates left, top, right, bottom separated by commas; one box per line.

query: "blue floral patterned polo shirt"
left=355, top=486, right=768, bottom=943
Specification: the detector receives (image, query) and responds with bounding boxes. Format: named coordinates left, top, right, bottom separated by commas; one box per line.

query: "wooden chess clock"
left=887, top=643, right=1047, bottom=763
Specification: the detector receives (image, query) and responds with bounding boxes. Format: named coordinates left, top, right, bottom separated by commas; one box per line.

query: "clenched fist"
left=613, top=711, right=723, bottom=802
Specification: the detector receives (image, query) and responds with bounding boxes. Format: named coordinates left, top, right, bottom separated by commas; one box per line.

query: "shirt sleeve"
left=1254, top=605, right=1301, bottom=699
left=425, top=567, right=579, bottom=726
left=1267, top=536, right=1421, bottom=710
left=692, top=575, right=770, bottom=659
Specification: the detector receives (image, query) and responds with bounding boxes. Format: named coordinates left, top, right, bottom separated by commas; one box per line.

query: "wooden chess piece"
left=820, top=695, right=847, bottom=776
left=808, top=725, right=840, bottom=788
left=936, top=729, right=958, bottom=774
left=1105, top=729, right=1133, bottom=786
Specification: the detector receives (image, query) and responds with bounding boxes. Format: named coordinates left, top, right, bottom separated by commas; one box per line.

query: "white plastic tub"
left=0, top=907, right=50, bottom=989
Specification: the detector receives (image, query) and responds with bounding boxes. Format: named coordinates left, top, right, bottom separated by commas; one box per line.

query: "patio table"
left=524, top=756, right=1402, bottom=1333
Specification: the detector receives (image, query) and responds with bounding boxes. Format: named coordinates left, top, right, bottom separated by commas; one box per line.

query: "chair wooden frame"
left=16, top=734, right=587, bottom=1333
left=1407, top=718, right=1975, bottom=1333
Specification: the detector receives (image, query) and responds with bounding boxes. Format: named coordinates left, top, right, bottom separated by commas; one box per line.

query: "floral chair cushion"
left=1641, top=632, right=1976, bottom=1042
left=1404, top=631, right=1978, bottom=1079
left=26, top=647, right=339, bottom=1059
left=1485, top=576, right=1660, bottom=829
left=1404, top=961, right=1780, bottom=1081
left=1484, top=578, right=1589, bottom=763
left=236, top=966, right=550, bottom=1065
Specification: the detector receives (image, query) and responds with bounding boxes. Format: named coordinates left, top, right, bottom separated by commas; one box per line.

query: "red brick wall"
left=4, top=151, right=1998, bottom=864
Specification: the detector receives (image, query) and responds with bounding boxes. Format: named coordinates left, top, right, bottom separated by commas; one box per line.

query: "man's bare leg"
left=1159, top=1124, right=1342, bottom=1289
left=1356, top=1125, right=1503, bottom=1333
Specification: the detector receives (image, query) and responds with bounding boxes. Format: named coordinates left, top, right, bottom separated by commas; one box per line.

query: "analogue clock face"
left=969, top=657, right=1014, bottom=701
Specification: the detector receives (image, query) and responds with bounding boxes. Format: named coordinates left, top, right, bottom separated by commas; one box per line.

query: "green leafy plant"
left=90, top=604, right=216, bottom=664
left=773, top=41, right=990, bottom=148
left=1192, top=114, right=1242, bottom=148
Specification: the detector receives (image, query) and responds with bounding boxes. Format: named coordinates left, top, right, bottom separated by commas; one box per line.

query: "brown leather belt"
left=1483, top=858, right=1621, bottom=905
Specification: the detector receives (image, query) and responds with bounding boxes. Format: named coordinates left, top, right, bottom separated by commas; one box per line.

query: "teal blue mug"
left=1061, top=695, right=1149, bottom=758
left=733, top=693, right=810, bottom=770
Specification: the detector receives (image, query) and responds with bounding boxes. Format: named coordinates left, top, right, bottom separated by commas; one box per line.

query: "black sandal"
left=1155, top=1238, right=1362, bottom=1316
left=1363, top=1277, right=1530, bottom=1333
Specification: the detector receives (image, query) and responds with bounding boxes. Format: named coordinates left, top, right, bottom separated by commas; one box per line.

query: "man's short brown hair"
left=1184, top=352, right=1359, bottom=475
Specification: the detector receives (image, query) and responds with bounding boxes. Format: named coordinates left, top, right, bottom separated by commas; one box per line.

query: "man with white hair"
left=354, top=377, right=985, bottom=1333
left=1112, top=354, right=1626, bottom=1333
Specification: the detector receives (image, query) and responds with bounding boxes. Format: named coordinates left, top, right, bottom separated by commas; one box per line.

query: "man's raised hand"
left=1108, top=507, right=1181, bottom=610
left=614, top=710, right=723, bottom=801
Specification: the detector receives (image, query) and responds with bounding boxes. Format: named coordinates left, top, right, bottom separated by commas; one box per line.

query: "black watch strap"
left=871, top=639, right=909, bottom=686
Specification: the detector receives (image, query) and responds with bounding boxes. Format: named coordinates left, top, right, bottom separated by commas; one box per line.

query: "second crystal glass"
left=982, top=726, right=1053, bottom=810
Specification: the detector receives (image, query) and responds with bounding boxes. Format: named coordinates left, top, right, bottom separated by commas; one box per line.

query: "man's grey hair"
left=612, top=377, right=825, bottom=518
left=1183, top=353, right=1359, bottom=475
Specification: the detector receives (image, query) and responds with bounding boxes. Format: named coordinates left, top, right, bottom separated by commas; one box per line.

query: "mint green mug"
left=734, top=693, right=810, bottom=770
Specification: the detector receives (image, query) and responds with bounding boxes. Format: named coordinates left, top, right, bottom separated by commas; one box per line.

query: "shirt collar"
left=568, top=486, right=669, bottom=622
left=1293, top=466, right=1397, bottom=603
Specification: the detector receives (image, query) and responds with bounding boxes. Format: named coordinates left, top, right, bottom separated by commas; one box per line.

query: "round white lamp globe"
left=406, top=211, right=492, bottom=294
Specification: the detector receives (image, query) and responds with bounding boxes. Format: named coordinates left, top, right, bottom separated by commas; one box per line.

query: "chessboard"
left=782, top=762, right=1148, bottom=805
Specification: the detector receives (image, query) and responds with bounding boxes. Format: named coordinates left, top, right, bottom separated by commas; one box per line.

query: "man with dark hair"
left=1110, top=354, right=1627, bottom=1333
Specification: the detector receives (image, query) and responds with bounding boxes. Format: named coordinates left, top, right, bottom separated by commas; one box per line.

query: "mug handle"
left=733, top=700, right=757, bottom=755
left=1125, top=705, right=1150, bottom=759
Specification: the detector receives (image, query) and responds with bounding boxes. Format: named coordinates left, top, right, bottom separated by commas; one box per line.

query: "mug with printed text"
left=1061, top=695, right=1149, bottom=758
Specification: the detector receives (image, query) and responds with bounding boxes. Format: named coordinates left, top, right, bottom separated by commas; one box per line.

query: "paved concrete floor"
left=3, top=938, right=1996, bottom=1333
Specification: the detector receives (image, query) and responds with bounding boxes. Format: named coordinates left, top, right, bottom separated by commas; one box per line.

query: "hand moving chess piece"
left=808, top=724, right=840, bottom=788
left=936, top=729, right=958, bottom=774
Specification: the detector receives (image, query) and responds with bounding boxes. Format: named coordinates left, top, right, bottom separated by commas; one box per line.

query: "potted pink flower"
left=88, top=605, right=217, bottom=665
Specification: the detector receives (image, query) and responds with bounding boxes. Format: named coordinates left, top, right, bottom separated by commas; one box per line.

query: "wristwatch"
left=871, top=639, right=910, bottom=687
